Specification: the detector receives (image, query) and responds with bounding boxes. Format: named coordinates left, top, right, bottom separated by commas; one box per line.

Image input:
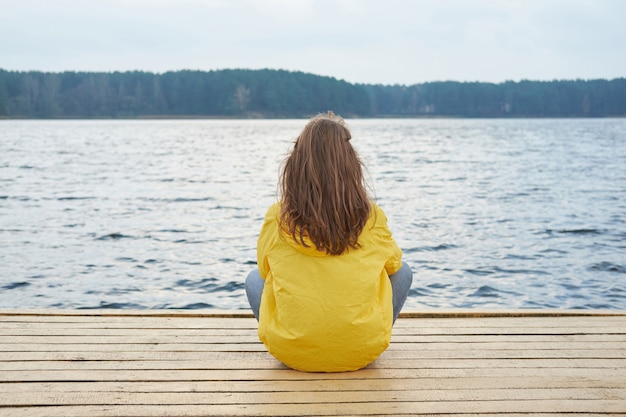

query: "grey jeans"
left=245, top=261, right=413, bottom=323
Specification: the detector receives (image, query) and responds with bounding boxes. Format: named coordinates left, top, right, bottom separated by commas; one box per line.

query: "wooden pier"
left=0, top=309, right=625, bottom=416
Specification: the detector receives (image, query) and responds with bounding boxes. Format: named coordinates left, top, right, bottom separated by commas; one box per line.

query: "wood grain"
left=1, top=310, right=624, bottom=416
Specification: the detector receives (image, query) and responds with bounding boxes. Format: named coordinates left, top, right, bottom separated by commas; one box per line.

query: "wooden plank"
left=0, top=312, right=623, bottom=330
left=2, top=308, right=624, bottom=317
left=2, top=376, right=625, bottom=393
left=0, top=309, right=256, bottom=318
left=1, top=331, right=624, bottom=343
left=3, top=317, right=625, bottom=332
left=1, top=337, right=624, bottom=353
left=0, top=317, right=258, bottom=329
left=1, top=325, right=624, bottom=342
left=2, top=387, right=625, bottom=407
left=0, top=336, right=623, bottom=352
left=2, top=316, right=624, bottom=331
left=0, top=331, right=624, bottom=342
left=1, top=366, right=623, bottom=382
left=0, top=358, right=623, bottom=371
left=2, top=346, right=624, bottom=361
left=0, top=400, right=625, bottom=417
left=1, top=317, right=625, bottom=330
left=0, top=343, right=266, bottom=352
left=2, top=335, right=625, bottom=347
left=0, top=311, right=624, bottom=417
left=3, top=323, right=625, bottom=339
left=0, top=406, right=624, bottom=417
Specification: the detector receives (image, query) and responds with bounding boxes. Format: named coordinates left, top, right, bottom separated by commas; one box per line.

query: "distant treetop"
left=0, top=68, right=624, bottom=118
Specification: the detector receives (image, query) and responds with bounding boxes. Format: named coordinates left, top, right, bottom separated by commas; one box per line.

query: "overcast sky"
left=1, top=0, right=624, bottom=85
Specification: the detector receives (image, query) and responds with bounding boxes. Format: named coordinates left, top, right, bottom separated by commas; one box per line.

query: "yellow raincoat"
left=256, top=203, right=403, bottom=372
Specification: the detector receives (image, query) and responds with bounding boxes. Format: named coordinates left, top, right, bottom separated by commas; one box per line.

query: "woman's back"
left=257, top=203, right=402, bottom=372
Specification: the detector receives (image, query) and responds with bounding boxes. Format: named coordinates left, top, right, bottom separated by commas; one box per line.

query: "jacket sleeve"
left=256, top=204, right=280, bottom=280
left=374, top=205, right=403, bottom=275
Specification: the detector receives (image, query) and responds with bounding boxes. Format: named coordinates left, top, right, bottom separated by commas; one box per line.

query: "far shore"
left=1, top=115, right=625, bottom=121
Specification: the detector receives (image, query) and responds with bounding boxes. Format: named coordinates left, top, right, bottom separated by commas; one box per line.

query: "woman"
left=245, top=112, right=412, bottom=372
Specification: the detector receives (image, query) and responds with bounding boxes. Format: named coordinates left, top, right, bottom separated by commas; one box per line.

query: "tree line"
left=0, top=68, right=624, bottom=118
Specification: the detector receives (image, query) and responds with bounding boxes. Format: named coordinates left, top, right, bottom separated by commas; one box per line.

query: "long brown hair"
left=280, top=112, right=371, bottom=255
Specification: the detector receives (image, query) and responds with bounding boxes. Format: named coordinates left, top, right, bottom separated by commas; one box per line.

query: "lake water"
left=1, top=118, right=625, bottom=310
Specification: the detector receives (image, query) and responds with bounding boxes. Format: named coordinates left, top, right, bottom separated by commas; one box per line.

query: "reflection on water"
left=1, top=118, right=625, bottom=310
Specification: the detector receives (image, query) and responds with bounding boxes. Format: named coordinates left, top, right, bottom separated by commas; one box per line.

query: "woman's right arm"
left=256, top=204, right=280, bottom=279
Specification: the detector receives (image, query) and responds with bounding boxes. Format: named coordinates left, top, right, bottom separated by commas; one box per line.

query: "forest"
left=0, top=68, right=624, bottom=118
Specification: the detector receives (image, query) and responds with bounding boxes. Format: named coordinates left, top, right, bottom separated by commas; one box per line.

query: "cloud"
left=0, top=0, right=624, bottom=84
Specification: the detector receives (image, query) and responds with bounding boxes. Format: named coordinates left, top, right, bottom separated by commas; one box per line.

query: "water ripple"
left=95, top=233, right=136, bottom=240
left=588, top=262, right=626, bottom=273
left=1, top=118, right=625, bottom=310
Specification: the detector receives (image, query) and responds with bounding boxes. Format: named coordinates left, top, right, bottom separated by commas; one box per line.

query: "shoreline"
left=1, top=115, right=625, bottom=121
